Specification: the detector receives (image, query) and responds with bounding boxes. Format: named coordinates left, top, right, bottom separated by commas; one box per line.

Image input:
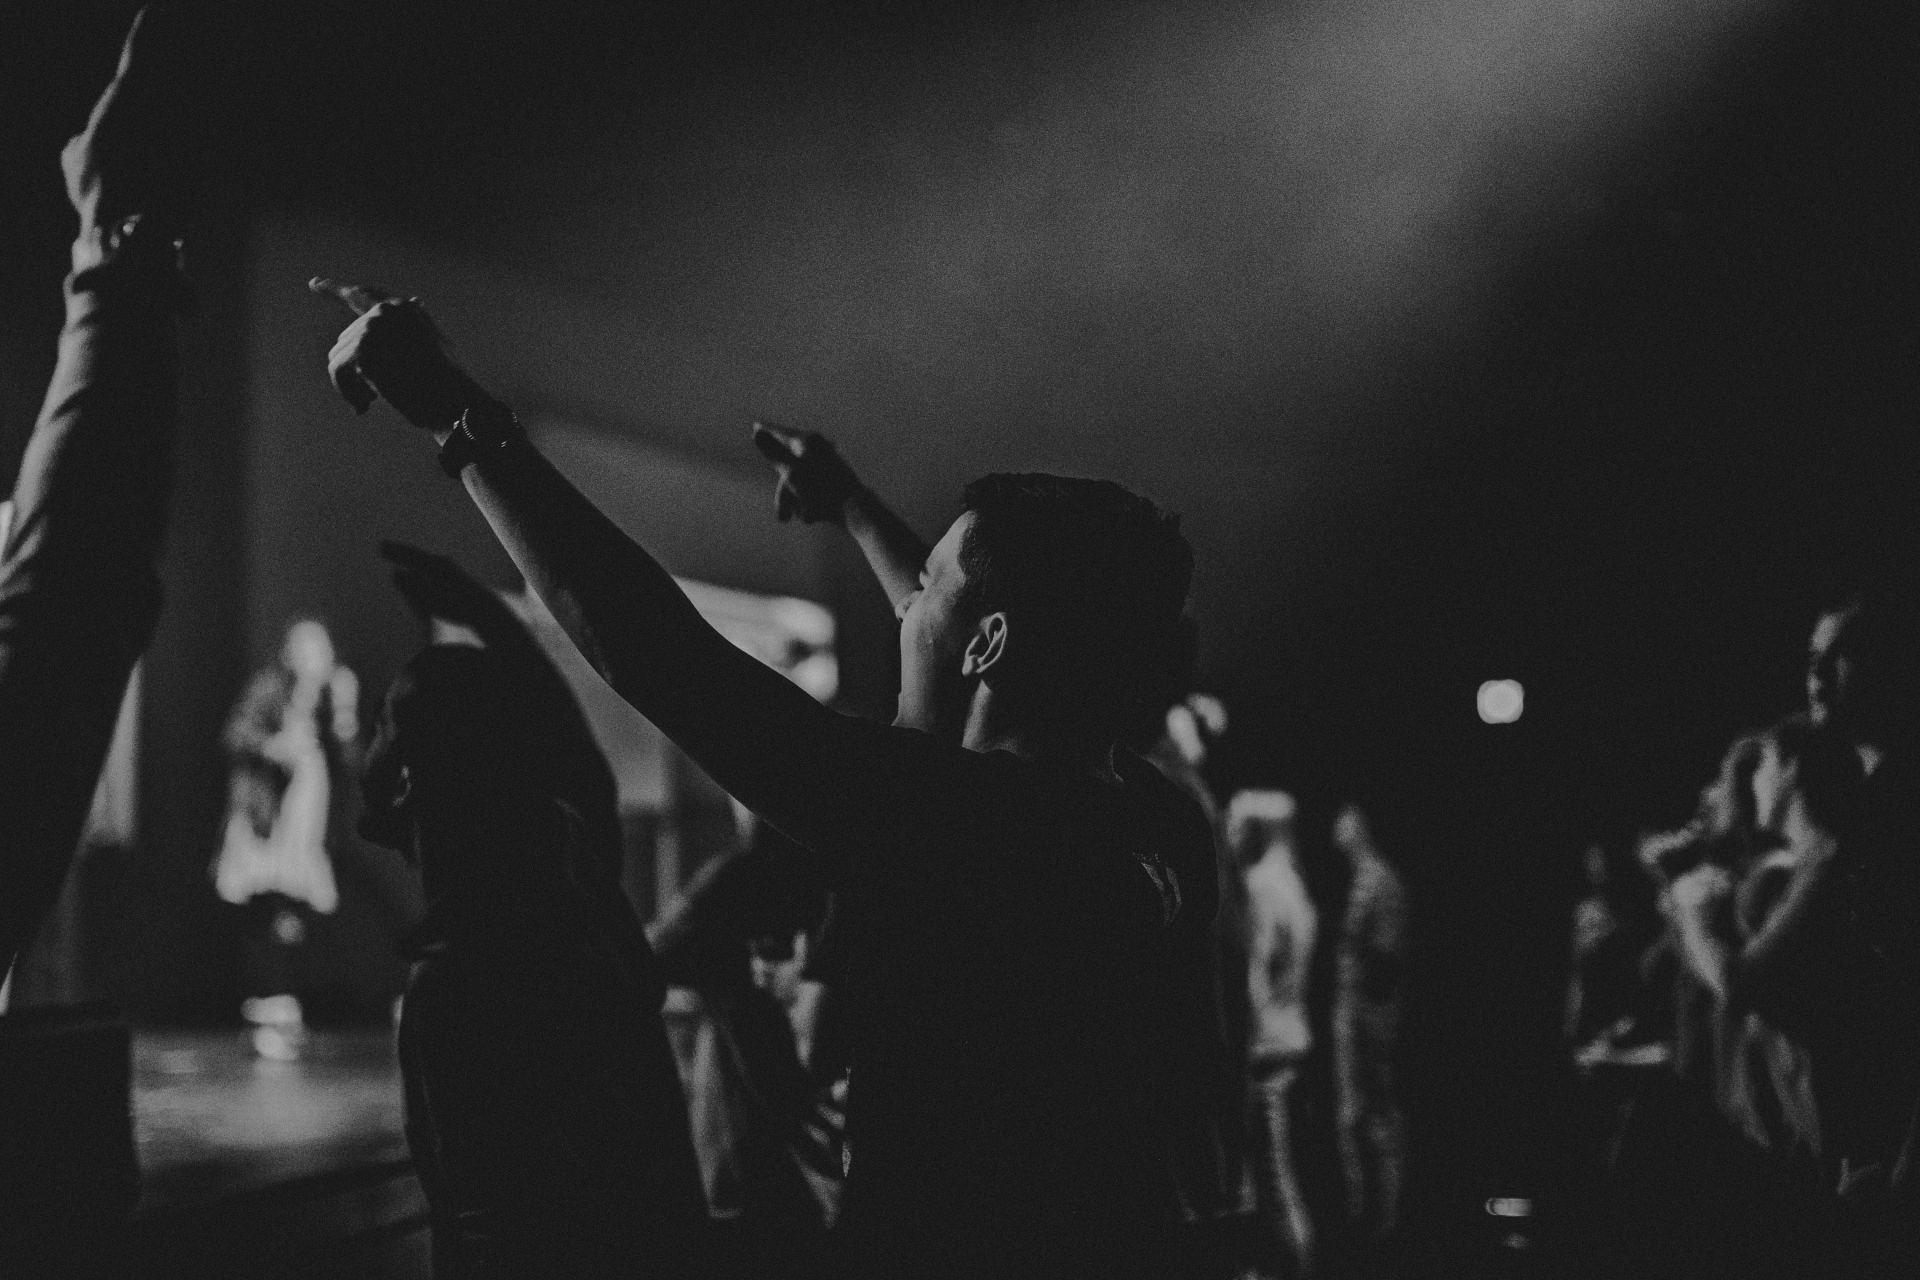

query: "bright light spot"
left=1486, top=1197, right=1533, bottom=1218
left=1477, top=679, right=1524, bottom=724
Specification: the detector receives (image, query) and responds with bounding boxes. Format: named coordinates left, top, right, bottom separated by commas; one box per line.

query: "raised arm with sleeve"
left=315, top=292, right=970, bottom=867
left=0, top=10, right=192, bottom=977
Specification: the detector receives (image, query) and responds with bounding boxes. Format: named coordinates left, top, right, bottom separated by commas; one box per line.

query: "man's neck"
left=415, top=803, right=570, bottom=900
left=961, top=694, right=1118, bottom=784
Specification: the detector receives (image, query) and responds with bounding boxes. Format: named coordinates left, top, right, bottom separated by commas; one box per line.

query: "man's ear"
left=961, top=611, right=1009, bottom=679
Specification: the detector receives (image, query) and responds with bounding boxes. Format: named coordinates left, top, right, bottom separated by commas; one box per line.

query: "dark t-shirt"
left=749, top=717, right=1212, bottom=1278
left=399, top=876, right=708, bottom=1280
left=1750, top=748, right=1920, bottom=1205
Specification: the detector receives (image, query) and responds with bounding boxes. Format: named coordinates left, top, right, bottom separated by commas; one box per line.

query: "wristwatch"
left=438, top=400, right=526, bottom=478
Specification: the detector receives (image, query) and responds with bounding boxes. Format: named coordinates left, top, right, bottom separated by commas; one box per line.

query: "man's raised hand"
left=751, top=422, right=861, bottom=525
left=310, top=279, right=477, bottom=429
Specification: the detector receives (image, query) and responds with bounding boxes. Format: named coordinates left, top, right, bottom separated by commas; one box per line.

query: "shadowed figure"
left=1, top=6, right=194, bottom=987
left=1148, top=694, right=1262, bottom=1275
left=1666, top=597, right=1920, bottom=1274
left=1329, top=805, right=1407, bottom=1253
left=360, top=544, right=708, bottom=1279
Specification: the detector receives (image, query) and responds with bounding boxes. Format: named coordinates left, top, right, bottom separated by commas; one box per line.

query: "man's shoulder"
left=823, top=713, right=1015, bottom=788
left=1116, top=750, right=1213, bottom=839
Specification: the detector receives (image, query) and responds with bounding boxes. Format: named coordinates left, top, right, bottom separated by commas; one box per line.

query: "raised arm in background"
left=750, top=421, right=928, bottom=614
left=0, top=8, right=195, bottom=979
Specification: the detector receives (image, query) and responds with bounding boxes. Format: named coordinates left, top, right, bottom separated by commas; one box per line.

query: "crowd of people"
left=1563, top=598, right=1920, bottom=1276
left=1, top=9, right=1913, bottom=1280
left=0, top=13, right=1403, bottom=1277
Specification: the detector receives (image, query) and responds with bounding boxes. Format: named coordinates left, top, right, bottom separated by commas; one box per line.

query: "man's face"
left=1807, top=610, right=1853, bottom=727
left=894, top=512, right=983, bottom=741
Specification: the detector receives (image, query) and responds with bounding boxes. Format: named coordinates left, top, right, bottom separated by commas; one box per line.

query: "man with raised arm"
left=755, top=423, right=1244, bottom=1262
left=315, top=285, right=1209, bottom=1279
left=1, top=7, right=195, bottom=983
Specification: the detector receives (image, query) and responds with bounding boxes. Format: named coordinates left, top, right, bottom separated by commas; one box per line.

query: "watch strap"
left=438, top=401, right=526, bottom=478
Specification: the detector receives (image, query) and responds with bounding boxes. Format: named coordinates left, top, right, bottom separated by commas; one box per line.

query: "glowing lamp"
left=1477, top=679, right=1524, bottom=724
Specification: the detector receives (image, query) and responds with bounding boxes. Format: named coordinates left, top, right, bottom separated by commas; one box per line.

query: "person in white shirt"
left=1231, top=789, right=1319, bottom=1279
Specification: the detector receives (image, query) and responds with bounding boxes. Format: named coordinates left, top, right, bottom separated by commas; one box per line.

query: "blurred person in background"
left=1689, top=595, right=1920, bottom=1273
left=1564, top=836, right=1667, bottom=1073
left=1329, top=804, right=1408, bottom=1257
left=0, top=12, right=201, bottom=1266
left=1146, top=692, right=1258, bottom=1273
left=211, top=618, right=359, bottom=1058
left=1231, top=789, right=1319, bottom=1280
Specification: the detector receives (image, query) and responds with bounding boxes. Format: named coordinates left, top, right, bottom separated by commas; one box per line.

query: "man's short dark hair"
left=956, top=473, right=1196, bottom=745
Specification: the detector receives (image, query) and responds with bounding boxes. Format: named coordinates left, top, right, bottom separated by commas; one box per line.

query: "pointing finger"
left=310, top=276, right=397, bottom=317
left=752, top=421, right=804, bottom=462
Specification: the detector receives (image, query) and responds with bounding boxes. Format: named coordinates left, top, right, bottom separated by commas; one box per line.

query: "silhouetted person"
left=1231, top=789, right=1319, bottom=1280
left=1329, top=805, right=1407, bottom=1252
left=0, top=7, right=192, bottom=985
left=1682, top=597, right=1920, bottom=1273
left=313, top=294, right=1208, bottom=1280
left=1564, top=838, right=1665, bottom=1067
left=1147, top=694, right=1259, bottom=1273
left=360, top=546, right=707, bottom=1280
